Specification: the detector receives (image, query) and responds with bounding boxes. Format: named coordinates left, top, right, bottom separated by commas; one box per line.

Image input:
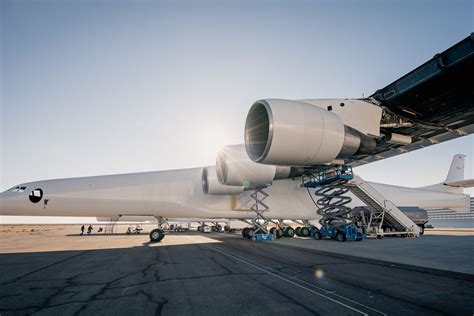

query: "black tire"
left=149, top=229, right=165, bottom=242
left=285, top=227, right=295, bottom=238
left=242, top=227, right=249, bottom=238
left=275, top=229, right=284, bottom=239
left=377, top=234, right=384, bottom=239
left=269, top=227, right=276, bottom=235
left=299, top=227, right=310, bottom=237
left=418, top=225, right=425, bottom=235
left=336, top=232, right=346, bottom=242
left=314, top=232, right=322, bottom=240
left=295, top=227, right=301, bottom=236
left=247, top=228, right=255, bottom=239
left=197, top=226, right=202, bottom=232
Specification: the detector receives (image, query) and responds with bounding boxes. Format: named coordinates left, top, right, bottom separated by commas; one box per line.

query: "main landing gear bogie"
left=296, top=226, right=310, bottom=237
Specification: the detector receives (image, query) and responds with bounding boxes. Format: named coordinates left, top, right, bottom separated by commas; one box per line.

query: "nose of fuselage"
left=0, top=189, right=33, bottom=215
left=0, top=190, right=14, bottom=215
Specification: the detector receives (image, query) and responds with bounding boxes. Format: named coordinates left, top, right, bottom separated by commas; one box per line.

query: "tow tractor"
left=303, top=165, right=366, bottom=242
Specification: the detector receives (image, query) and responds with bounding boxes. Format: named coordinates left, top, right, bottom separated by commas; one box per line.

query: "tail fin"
left=444, top=155, right=474, bottom=189
left=421, top=154, right=467, bottom=194
left=445, top=154, right=465, bottom=182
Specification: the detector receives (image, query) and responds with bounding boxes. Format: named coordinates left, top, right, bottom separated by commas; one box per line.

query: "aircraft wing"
left=347, top=34, right=474, bottom=168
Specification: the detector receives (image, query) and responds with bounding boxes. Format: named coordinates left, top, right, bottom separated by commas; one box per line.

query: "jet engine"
left=244, top=99, right=376, bottom=166
left=215, top=144, right=297, bottom=188
left=202, top=166, right=244, bottom=195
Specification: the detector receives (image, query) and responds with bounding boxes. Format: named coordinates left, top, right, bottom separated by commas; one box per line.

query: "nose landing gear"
left=149, top=228, right=165, bottom=242
left=149, top=217, right=166, bottom=242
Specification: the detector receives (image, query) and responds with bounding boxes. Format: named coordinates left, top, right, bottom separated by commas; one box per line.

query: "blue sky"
left=1, top=0, right=473, bottom=198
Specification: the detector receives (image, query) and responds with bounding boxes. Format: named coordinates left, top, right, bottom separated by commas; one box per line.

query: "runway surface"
left=0, top=230, right=473, bottom=315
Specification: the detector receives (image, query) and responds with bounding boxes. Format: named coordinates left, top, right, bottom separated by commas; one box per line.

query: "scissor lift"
left=303, top=165, right=420, bottom=240
left=303, top=166, right=366, bottom=242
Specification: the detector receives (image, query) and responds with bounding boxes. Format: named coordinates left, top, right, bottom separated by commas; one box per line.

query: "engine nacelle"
left=202, top=166, right=244, bottom=195
left=244, top=99, right=376, bottom=166
left=216, top=144, right=293, bottom=188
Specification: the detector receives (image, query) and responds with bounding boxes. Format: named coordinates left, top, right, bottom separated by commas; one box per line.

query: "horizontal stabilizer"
left=444, top=179, right=474, bottom=188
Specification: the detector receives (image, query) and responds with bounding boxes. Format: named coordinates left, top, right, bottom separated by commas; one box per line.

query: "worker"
left=80, top=225, right=85, bottom=236
left=87, top=225, right=93, bottom=235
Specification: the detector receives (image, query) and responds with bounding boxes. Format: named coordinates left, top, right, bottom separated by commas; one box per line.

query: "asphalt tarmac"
left=0, top=230, right=473, bottom=315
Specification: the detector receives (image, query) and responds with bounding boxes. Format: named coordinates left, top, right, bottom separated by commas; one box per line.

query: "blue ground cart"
left=252, top=233, right=274, bottom=241
left=311, top=223, right=365, bottom=242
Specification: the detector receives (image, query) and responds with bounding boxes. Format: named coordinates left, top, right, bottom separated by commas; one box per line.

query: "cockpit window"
left=9, top=186, right=27, bottom=193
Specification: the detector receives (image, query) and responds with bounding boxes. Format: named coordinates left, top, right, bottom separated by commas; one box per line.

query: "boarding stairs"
left=347, top=175, right=421, bottom=237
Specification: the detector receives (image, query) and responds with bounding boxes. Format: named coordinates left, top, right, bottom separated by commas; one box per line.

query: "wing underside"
left=346, top=34, right=474, bottom=168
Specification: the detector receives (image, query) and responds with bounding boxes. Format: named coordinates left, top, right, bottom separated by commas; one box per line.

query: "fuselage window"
left=29, top=188, right=43, bottom=203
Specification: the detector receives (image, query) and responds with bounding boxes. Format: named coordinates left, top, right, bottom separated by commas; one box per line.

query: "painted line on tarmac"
left=288, top=276, right=386, bottom=315
left=207, top=241, right=386, bottom=315
left=204, top=244, right=371, bottom=316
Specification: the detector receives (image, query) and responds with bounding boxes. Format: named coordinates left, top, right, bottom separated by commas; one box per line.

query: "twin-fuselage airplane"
left=1, top=34, right=473, bottom=242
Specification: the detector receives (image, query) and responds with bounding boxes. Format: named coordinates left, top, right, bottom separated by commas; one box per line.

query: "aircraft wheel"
left=336, top=232, right=346, bottom=242
left=314, top=231, right=322, bottom=240
left=285, top=227, right=295, bottom=237
left=149, top=229, right=165, bottom=242
left=276, top=229, right=284, bottom=239
left=299, top=227, right=310, bottom=237
left=295, top=227, right=301, bottom=236
left=247, top=228, right=255, bottom=239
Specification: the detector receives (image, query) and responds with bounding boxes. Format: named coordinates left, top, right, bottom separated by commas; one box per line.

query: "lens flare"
left=314, top=268, right=324, bottom=278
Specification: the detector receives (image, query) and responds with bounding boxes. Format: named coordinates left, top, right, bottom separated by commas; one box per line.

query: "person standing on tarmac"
left=80, top=225, right=85, bottom=236
left=87, top=225, right=93, bottom=235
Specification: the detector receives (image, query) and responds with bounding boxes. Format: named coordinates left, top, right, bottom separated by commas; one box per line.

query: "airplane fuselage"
left=0, top=167, right=469, bottom=220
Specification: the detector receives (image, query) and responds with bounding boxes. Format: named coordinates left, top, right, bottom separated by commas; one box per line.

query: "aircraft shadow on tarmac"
left=1, top=232, right=473, bottom=315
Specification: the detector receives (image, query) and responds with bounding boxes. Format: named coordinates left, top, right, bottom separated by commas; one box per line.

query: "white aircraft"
left=1, top=34, right=473, bottom=242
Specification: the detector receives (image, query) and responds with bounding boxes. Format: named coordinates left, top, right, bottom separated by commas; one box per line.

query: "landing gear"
left=150, top=216, right=167, bottom=242
left=284, top=227, right=295, bottom=237
left=298, top=226, right=310, bottom=237
left=242, top=227, right=255, bottom=238
left=149, top=228, right=165, bottom=242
